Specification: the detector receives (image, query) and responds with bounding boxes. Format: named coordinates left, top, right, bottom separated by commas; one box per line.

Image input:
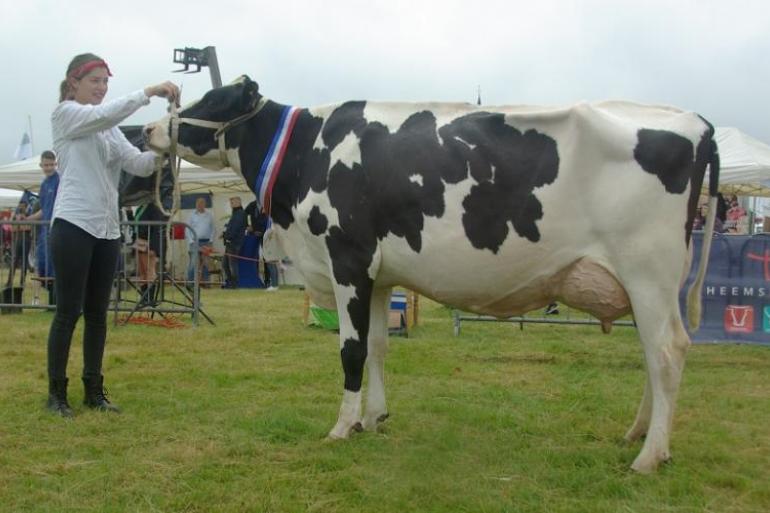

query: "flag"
left=13, top=132, right=33, bottom=161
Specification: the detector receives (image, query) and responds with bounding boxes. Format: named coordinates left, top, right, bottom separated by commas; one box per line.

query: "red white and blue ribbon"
left=255, top=105, right=301, bottom=213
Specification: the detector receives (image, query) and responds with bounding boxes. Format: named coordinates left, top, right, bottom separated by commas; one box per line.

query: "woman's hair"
left=59, top=53, right=105, bottom=102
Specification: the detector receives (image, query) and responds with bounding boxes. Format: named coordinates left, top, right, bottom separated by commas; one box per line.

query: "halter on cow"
left=145, top=76, right=720, bottom=473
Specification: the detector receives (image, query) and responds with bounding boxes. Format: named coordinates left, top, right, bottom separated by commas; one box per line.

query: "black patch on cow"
left=634, top=129, right=695, bottom=194
left=341, top=337, right=367, bottom=391
left=442, top=114, right=560, bottom=250
left=322, top=101, right=368, bottom=150
left=326, top=223, right=374, bottom=392
left=685, top=127, right=714, bottom=244
left=307, top=205, right=328, bottom=235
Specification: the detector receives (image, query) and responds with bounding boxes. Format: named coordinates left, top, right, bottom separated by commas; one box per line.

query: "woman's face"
left=70, top=67, right=109, bottom=105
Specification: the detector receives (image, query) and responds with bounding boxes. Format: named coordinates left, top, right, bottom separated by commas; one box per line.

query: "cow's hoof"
left=363, top=412, right=389, bottom=431
left=624, top=421, right=649, bottom=443
left=328, top=421, right=363, bottom=440
left=630, top=451, right=670, bottom=474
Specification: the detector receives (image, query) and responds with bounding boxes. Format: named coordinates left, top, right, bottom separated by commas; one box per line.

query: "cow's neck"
left=237, top=100, right=320, bottom=228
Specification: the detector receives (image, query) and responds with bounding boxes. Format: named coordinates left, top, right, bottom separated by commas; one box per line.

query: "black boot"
left=138, top=285, right=147, bottom=307
left=146, top=284, right=158, bottom=307
left=82, top=375, right=120, bottom=413
left=47, top=377, right=74, bottom=418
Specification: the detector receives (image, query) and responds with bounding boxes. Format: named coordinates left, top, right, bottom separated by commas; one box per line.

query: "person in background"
left=134, top=202, right=167, bottom=306
left=697, top=201, right=724, bottom=233
left=716, top=193, right=728, bottom=230
left=45, top=52, right=178, bottom=418
left=726, top=194, right=748, bottom=233
left=245, top=200, right=279, bottom=291
left=27, top=150, right=60, bottom=305
left=692, top=206, right=706, bottom=231
left=10, top=200, right=32, bottom=286
left=222, top=196, right=246, bottom=289
left=185, top=196, right=215, bottom=289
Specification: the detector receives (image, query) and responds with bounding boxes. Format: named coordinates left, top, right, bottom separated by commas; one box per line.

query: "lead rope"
left=155, top=100, right=182, bottom=218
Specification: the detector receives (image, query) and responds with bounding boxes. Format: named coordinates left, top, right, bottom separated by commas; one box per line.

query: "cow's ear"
left=241, top=78, right=260, bottom=109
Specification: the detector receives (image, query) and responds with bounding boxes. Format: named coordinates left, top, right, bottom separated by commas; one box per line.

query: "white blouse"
left=52, top=90, right=158, bottom=239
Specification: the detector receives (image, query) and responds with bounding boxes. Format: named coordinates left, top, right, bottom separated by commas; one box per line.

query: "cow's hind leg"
left=328, top=279, right=374, bottom=440
left=626, top=286, right=691, bottom=473
left=625, top=378, right=652, bottom=442
left=363, top=287, right=391, bottom=431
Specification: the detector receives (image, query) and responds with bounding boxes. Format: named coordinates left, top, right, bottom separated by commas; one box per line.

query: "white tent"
left=706, top=127, right=770, bottom=197
left=0, top=187, right=22, bottom=208
left=0, top=156, right=249, bottom=193
left=2, top=126, right=769, bottom=195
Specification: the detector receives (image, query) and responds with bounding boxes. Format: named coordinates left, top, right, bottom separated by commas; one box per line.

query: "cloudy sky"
left=1, top=0, right=769, bottom=166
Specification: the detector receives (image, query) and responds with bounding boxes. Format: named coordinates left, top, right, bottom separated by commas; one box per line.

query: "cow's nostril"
left=142, top=126, right=156, bottom=144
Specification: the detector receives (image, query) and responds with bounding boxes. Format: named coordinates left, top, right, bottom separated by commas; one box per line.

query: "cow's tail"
left=686, top=135, right=720, bottom=332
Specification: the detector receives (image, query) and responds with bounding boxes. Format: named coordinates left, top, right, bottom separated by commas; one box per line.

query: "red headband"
left=68, top=59, right=112, bottom=79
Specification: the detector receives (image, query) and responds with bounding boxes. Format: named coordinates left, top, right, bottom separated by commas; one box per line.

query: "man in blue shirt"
left=28, top=151, right=59, bottom=305
left=185, top=196, right=215, bottom=288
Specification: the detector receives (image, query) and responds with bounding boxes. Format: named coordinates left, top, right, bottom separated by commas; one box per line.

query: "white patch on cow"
left=279, top=221, right=335, bottom=308
left=453, top=136, right=476, bottom=150
left=364, top=102, right=480, bottom=138
left=363, top=103, right=413, bottom=134
left=145, top=114, right=171, bottom=152
left=298, top=190, right=341, bottom=230
left=409, top=174, right=423, bottom=187
left=174, top=147, right=229, bottom=171
left=330, top=132, right=362, bottom=169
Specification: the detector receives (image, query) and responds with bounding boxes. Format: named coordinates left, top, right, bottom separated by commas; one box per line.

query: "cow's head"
left=144, top=75, right=262, bottom=172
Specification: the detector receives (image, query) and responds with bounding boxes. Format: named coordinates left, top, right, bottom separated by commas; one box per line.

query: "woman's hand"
left=144, top=81, right=180, bottom=105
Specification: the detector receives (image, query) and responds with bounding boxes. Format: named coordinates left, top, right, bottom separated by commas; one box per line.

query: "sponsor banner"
left=681, top=232, right=770, bottom=344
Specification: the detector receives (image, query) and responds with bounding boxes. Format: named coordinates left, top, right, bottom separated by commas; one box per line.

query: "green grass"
left=1, top=289, right=768, bottom=513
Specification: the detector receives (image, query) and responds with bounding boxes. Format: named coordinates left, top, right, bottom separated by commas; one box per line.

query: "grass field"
left=1, top=288, right=768, bottom=513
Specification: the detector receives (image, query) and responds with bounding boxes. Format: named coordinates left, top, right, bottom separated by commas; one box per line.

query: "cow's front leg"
left=362, top=287, right=391, bottom=431
left=328, top=280, right=373, bottom=439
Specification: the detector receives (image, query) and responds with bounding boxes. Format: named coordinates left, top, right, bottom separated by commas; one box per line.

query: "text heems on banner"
left=705, top=286, right=770, bottom=298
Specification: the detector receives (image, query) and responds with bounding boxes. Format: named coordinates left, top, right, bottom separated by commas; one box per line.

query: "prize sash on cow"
left=255, top=105, right=301, bottom=213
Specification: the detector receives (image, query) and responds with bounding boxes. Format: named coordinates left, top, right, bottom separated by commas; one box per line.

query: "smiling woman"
left=58, top=53, right=112, bottom=103
left=44, top=53, right=181, bottom=419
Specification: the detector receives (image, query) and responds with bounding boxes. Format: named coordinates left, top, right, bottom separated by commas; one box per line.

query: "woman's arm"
left=53, top=90, right=150, bottom=140
left=112, top=127, right=157, bottom=177
left=53, top=82, right=179, bottom=140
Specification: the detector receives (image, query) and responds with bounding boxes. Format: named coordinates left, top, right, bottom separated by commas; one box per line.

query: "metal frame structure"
left=0, top=218, right=210, bottom=326
left=172, top=46, right=222, bottom=88
left=451, top=310, right=636, bottom=336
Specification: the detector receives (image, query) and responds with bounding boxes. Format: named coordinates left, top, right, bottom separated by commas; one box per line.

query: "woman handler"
left=46, top=53, right=178, bottom=417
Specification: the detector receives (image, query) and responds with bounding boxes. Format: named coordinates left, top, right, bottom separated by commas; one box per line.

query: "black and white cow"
left=145, top=76, right=719, bottom=473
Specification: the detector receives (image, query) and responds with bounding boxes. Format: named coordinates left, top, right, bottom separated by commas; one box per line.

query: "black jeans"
left=223, top=242, right=242, bottom=287
left=47, top=219, right=120, bottom=380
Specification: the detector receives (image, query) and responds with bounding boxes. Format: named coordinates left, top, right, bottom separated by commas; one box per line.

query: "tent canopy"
left=0, top=187, right=22, bottom=208
left=2, top=126, right=769, bottom=195
left=0, top=156, right=248, bottom=193
left=705, top=127, right=770, bottom=197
